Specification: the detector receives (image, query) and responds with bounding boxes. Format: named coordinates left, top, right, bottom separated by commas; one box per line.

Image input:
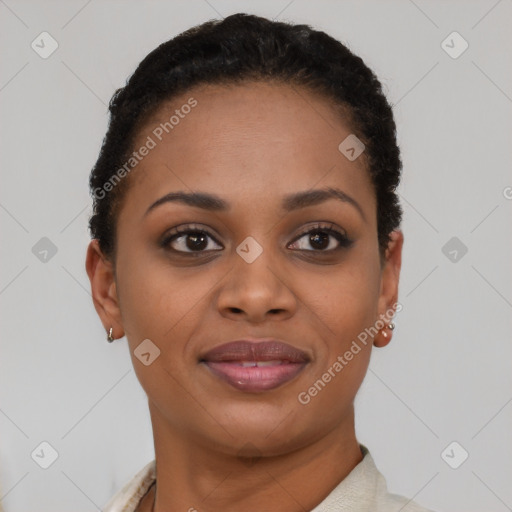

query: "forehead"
left=137, top=80, right=361, bottom=165
left=122, top=81, right=375, bottom=219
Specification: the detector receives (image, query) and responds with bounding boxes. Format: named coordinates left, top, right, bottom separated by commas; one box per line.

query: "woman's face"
left=87, top=81, right=402, bottom=457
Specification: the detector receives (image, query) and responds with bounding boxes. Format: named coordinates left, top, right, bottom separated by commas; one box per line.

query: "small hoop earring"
left=107, top=327, right=114, bottom=343
left=388, top=322, right=395, bottom=330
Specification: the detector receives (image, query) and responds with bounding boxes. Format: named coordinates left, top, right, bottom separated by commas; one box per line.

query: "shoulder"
left=371, top=449, right=436, bottom=512
left=102, top=459, right=156, bottom=512
left=311, top=444, right=437, bottom=512
left=375, top=488, right=436, bottom=512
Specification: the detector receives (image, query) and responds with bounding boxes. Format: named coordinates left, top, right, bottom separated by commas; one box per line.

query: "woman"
left=86, top=12, right=434, bottom=512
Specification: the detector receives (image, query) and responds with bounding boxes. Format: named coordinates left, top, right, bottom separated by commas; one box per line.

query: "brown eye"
left=161, top=226, right=223, bottom=253
left=288, top=224, right=353, bottom=252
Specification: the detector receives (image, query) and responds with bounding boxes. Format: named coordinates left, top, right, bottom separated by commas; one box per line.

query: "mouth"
left=199, top=339, right=310, bottom=393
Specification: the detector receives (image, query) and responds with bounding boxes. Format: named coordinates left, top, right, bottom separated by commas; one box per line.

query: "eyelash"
left=160, top=222, right=353, bottom=255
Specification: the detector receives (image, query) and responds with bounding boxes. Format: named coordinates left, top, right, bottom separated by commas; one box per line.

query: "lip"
left=200, top=339, right=310, bottom=393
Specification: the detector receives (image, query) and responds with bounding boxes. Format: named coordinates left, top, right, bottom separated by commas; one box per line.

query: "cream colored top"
left=102, top=445, right=435, bottom=512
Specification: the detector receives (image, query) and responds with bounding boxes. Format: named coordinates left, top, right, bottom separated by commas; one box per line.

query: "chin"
left=203, top=409, right=314, bottom=454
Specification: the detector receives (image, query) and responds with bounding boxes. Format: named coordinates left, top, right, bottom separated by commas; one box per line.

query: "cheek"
left=295, top=249, right=380, bottom=398
left=115, top=253, right=198, bottom=404
left=296, top=272, right=377, bottom=419
left=115, top=244, right=218, bottom=350
left=307, top=256, right=381, bottom=341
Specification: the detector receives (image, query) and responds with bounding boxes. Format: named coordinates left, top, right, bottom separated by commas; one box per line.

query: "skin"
left=86, top=81, right=403, bottom=512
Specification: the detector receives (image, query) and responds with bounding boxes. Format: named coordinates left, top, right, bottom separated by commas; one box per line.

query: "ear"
left=374, top=230, right=403, bottom=348
left=85, top=240, right=124, bottom=339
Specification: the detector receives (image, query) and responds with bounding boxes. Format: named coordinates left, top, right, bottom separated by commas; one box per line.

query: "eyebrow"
left=144, top=186, right=366, bottom=221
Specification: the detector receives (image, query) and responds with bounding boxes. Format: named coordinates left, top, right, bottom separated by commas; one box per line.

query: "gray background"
left=1, top=0, right=511, bottom=511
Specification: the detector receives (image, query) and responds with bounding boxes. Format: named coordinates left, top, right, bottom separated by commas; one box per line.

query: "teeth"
left=239, top=360, right=284, bottom=367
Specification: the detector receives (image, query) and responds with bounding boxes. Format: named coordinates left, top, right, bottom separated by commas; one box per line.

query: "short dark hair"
left=88, top=12, right=402, bottom=261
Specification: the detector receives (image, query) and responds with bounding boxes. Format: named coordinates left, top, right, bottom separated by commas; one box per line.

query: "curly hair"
left=88, top=12, right=402, bottom=261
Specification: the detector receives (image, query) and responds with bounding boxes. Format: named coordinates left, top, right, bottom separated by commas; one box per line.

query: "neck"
left=141, top=402, right=363, bottom=512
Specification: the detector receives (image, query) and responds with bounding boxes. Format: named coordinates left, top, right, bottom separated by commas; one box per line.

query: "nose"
left=216, top=250, right=297, bottom=324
